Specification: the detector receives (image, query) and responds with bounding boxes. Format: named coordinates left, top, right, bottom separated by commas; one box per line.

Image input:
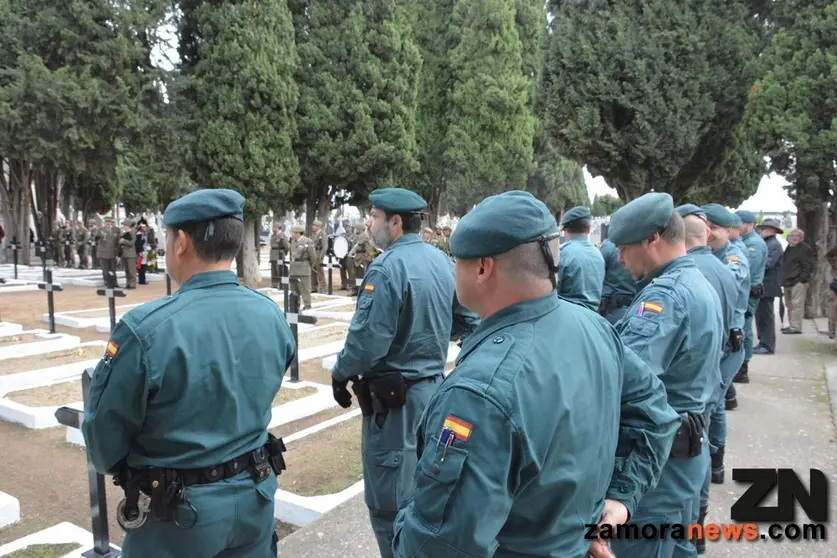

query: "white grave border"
left=0, top=330, right=81, bottom=360
left=0, top=521, right=117, bottom=557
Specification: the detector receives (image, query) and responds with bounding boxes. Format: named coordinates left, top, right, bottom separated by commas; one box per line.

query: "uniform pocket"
left=363, top=450, right=404, bottom=512
left=353, top=294, right=373, bottom=328
left=413, top=435, right=468, bottom=532
left=254, top=472, right=278, bottom=504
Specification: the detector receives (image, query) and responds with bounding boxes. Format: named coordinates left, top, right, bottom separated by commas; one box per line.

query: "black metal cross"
left=55, top=368, right=121, bottom=558
left=36, top=240, right=49, bottom=281
left=286, top=291, right=317, bottom=382
left=37, top=269, right=64, bottom=333
left=10, top=236, right=21, bottom=279
left=96, top=272, right=127, bottom=332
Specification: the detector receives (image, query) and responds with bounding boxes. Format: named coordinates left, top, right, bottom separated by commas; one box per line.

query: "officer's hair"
left=172, top=217, right=244, bottom=262
left=660, top=212, right=685, bottom=244
left=563, top=218, right=591, bottom=234
left=683, top=215, right=707, bottom=243
left=495, top=239, right=558, bottom=283
left=384, top=212, right=423, bottom=234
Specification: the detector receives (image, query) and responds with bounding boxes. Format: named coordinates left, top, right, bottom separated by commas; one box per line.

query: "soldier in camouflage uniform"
left=76, top=221, right=90, bottom=269
left=119, top=219, right=137, bottom=289
left=97, top=216, right=120, bottom=287
left=51, top=222, right=65, bottom=267
left=437, top=224, right=453, bottom=257
left=339, top=219, right=355, bottom=291
left=422, top=227, right=439, bottom=247
left=87, top=219, right=99, bottom=269
left=347, top=220, right=381, bottom=295
left=62, top=219, right=75, bottom=267
left=290, top=225, right=318, bottom=309
left=311, top=219, right=327, bottom=293
left=269, top=223, right=289, bottom=289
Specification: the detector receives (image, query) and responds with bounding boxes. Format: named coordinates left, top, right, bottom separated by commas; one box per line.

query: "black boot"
left=725, top=383, right=738, bottom=410
left=693, top=504, right=708, bottom=554
left=711, top=447, right=725, bottom=484
left=733, top=361, right=749, bottom=383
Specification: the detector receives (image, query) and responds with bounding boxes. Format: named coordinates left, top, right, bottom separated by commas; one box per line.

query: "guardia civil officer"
left=82, top=189, right=296, bottom=557
left=608, top=193, right=724, bottom=558
left=733, top=210, right=768, bottom=383
left=557, top=206, right=605, bottom=311
left=392, top=191, right=680, bottom=558
left=330, top=188, right=478, bottom=557
left=700, top=204, right=750, bottom=537
left=599, top=238, right=637, bottom=324
left=676, top=204, right=738, bottom=553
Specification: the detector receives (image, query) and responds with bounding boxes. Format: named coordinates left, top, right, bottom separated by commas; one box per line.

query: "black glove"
left=332, top=378, right=352, bottom=409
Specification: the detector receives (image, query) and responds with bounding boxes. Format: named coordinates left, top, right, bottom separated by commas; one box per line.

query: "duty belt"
left=405, top=374, right=442, bottom=388
left=114, top=435, right=287, bottom=531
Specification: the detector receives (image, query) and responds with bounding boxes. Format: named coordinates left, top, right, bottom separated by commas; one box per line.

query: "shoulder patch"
left=638, top=301, right=663, bottom=316
left=443, top=415, right=472, bottom=442
left=749, top=247, right=755, bottom=252
left=364, top=283, right=375, bottom=293
left=726, top=256, right=739, bottom=264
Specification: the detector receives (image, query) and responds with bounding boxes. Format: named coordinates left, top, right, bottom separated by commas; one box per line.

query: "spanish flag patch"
left=727, top=256, right=739, bottom=264
left=106, top=341, right=118, bottom=358
left=364, top=284, right=375, bottom=293
left=639, top=301, right=663, bottom=316
left=443, top=415, right=473, bottom=442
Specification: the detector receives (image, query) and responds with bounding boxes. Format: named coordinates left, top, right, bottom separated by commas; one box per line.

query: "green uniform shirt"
left=687, top=245, right=736, bottom=336
left=741, top=230, right=767, bottom=286
left=714, top=241, right=750, bottom=330
left=82, top=271, right=296, bottom=474
left=392, top=294, right=679, bottom=557
left=558, top=237, right=605, bottom=311
left=600, top=239, right=637, bottom=300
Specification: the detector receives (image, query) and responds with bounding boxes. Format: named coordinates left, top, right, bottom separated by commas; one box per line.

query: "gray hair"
left=683, top=215, right=707, bottom=247
left=792, top=228, right=804, bottom=239
left=661, top=211, right=685, bottom=244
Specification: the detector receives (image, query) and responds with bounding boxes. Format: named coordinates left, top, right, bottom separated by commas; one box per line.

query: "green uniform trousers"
left=744, top=296, right=759, bottom=362
left=363, top=376, right=441, bottom=558
left=121, top=471, right=277, bottom=558
left=610, top=445, right=709, bottom=558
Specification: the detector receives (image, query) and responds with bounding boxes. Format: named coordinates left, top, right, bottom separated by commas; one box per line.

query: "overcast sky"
left=584, top=168, right=796, bottom=213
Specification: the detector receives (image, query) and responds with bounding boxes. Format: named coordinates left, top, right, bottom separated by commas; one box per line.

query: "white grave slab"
left=44, top=304, right=141, bottom=330
left=0, top=341, right=105, bottom=394
left=267, top=380, right=335, bottom=429
left=273, top=409, right=364, bottom=526
left=0, top=322, right=24, bottom=336
left=0, top=376, right=83, bottom=429
left=0, top=281, right=40, bottom=293
left=0, top=522, right=118, bottom=557
left=0, top=491, right=20, bottom=529
left=0, top=330, right=81, bottom=360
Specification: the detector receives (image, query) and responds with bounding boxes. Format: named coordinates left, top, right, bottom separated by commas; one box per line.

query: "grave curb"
left=42, top=303, right=141, bottom=330
left=0, top=341, right=105, bottom=393
left=0, top=374, right=83, bottom=429
left=0, top=322, right=24, bottom=336
left=0, top=521, right=115, bottom=557
left=0, top=490, right=20, bottom=529
left=0, top=331, right=81, bottom=360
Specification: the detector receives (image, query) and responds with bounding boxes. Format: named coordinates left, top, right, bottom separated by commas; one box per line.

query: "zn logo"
left=731, top=468, right=829, bottom=522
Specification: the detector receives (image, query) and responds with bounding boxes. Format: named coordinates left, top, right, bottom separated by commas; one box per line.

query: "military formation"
left=79, top=185, right=797, bottom=558
left=48, top=216, right=158, bottom=289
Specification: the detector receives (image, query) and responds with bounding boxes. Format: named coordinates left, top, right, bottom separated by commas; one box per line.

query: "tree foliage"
left=526, top=127, right=587, bottom=216
left=591, top=194, right=624, bottom=217
left=538, top=0, right=768, bottom=202
left=444, top=0, right=536, bottom=215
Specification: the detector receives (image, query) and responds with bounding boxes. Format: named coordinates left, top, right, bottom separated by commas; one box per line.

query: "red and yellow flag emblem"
left=639, top=301, right=663, bottom=316
left=106, top=341, right=119, bottom=358
left=364, top=284, right=375, bottom=293
left=443, top=415, right=473, bottom=442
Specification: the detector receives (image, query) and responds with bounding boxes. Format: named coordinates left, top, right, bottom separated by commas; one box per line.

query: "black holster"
left=265, top=434, right=287, bottom=477
left=728, top=328, right=743, bottom=352
left=368, top=372, right=407, bottom=410
left=670, top=413, right=706, bottom=458
left=352, top=380, right=374, bottom=417
left=149, top=467, right=181, bottom=522
left=749, top=284, right=764, bottom=299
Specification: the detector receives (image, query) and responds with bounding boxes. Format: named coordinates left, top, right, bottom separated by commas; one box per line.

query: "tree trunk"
left=0, top=158, right=34, bottom=265
left=305, top=185, right=318, bottom=235
left=425, top=187, right=442, bottom=228
left=317, top=187, right=330, bottom=226
left=253, top=219, right=262, bottom=283
left=239, top=217, right=260, bottom=288
left=798, top=201, right=827, bottom=319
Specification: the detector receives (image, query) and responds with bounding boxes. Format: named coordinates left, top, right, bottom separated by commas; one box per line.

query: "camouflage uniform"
left=87, top=220, right=99, bottom=269
left=51, top=224, right=65, bottom=267
left=62, top=221, right=75, bottom=267
left=76, top=223, right=90, bottom=269
left=290, top=226, right=318, bottom=308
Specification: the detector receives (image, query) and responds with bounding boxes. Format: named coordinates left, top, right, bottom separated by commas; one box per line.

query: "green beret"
left=163, top=189, right=245, bottom=228
left=608, top=193, right=674, bottom=246
left=369, top=187, right=427, bottom=214
left=313, top=219, right=322, bottom=227
left=450, top=191, right=557, bottom=259
left=561, top=206, right=592, bottom=226
left=291, top=225, right=304, bottom=233
left=734, top=210, right=756, bottom=224
left=675, top=204, right=706, bottom=219
left=701, top=204, right=736, bottom=227
left=731, top=213, right=742, bottom=227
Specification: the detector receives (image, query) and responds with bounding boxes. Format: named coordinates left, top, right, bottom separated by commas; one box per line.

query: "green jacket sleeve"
left=331, top=267, right=402, bottom=381
left=617, top=290, right=682, bottom=378
left=392, top=386, right=517, bottom=557
left=81, top=321, right=149, bottom=474
left=606, top=345, right=680, bottom=516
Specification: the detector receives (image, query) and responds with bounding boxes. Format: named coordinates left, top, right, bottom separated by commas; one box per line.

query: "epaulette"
left=647, top=271, right=681, bottom=291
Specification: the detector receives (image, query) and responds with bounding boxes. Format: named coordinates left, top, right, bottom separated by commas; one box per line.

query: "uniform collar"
left=179, top=270, right=239, bottom=292
left=687, top=245, right=712, bottom=256
left=457, top=293, right=560, bottom=364
left=638, top=255, right=694, bottom=290
left=387, top=233, right=422, bottom=250
left=712, top=241, right=731, bottom=256
left=564, top=236, right=590, bottom=245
